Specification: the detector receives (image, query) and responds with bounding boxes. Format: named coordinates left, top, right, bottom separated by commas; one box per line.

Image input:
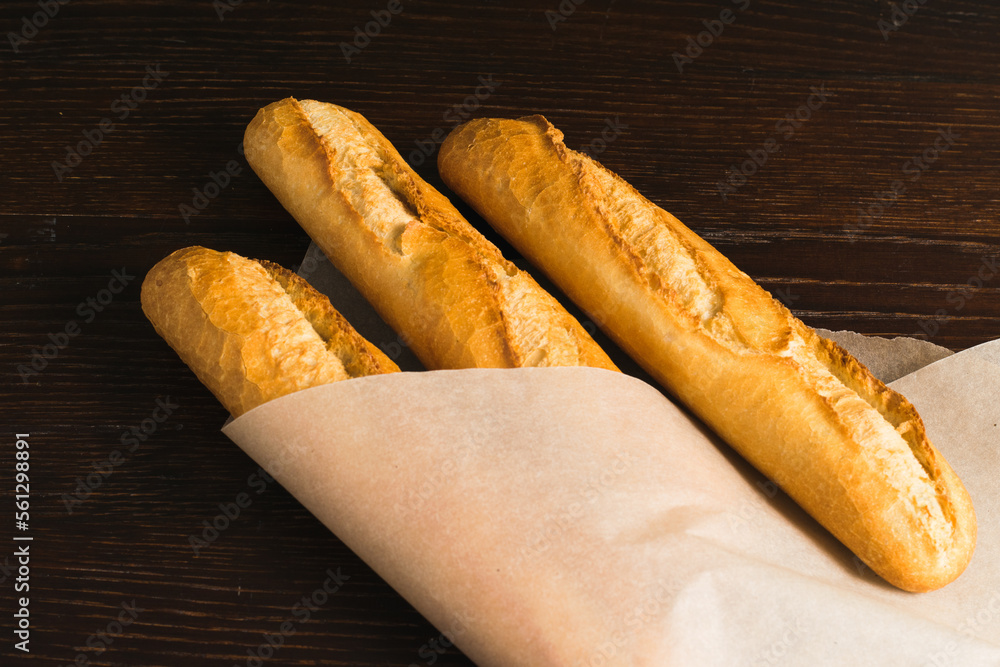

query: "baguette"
left=243, top=98, right=616, bottom=372
left=141, top=246, right=398, bottom=417
left=438, top=115, right=976, bottom=592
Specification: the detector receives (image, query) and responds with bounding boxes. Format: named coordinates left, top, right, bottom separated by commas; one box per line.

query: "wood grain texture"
left=1, top=0, right=998, bottom=664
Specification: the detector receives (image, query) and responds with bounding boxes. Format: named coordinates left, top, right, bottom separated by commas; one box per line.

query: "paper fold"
left=223, top=357, right=1000, bottom=665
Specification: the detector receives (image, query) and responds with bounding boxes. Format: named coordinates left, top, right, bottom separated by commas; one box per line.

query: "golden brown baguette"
left=243, top=98, right=617, bottom=372
left=438, top=115, right=977, bottom=592
left=141, top=246, right=398, bottom=417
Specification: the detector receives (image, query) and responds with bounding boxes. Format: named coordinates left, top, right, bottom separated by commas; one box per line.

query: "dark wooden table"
left=2, top=0, right=998, bottom=664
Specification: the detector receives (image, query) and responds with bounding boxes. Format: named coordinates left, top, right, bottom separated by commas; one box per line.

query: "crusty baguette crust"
left=438, top=115, right=976, bottom=592
left=243, top=98, right=617, bottom=372
left=141, top=246, right=398, bottom=417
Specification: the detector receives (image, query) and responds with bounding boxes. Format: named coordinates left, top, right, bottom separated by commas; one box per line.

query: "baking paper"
left=219, top=243, right=1000, bottom=665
